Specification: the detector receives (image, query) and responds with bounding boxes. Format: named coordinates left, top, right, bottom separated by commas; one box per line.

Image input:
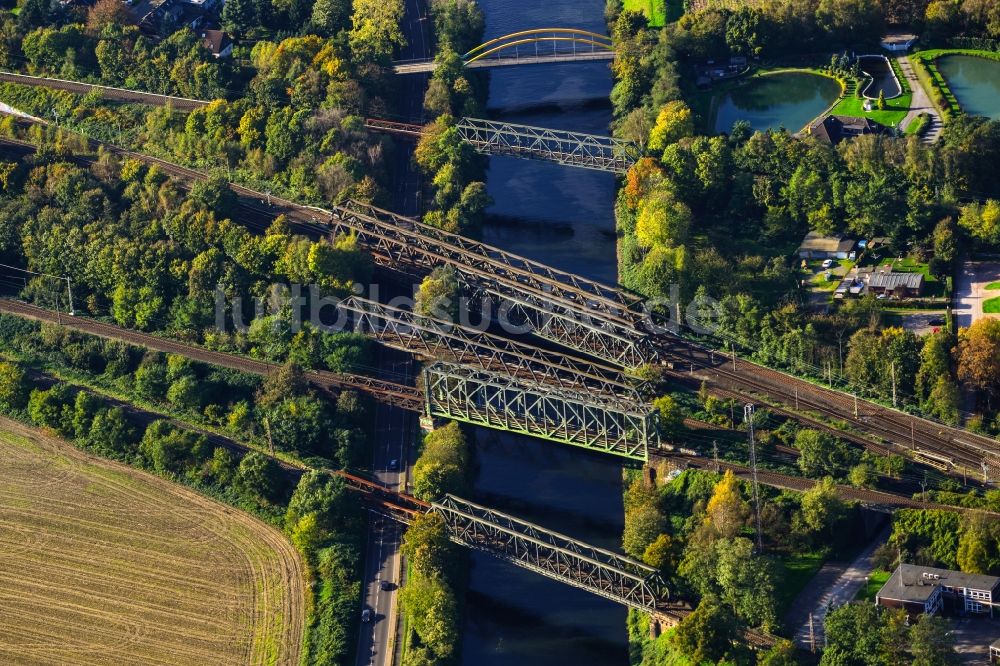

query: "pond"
left=937, top=54, right=1000, bottom=120
left=858, top=55, right=901, bottom=99
left=711, top=72, right=842, bottom=134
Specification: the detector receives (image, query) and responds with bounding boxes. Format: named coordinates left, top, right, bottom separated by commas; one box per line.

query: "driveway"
left=950, top=616, right=1000, bottom=665
left=787, top=526, right=891, bottom=652
left=898, top=55, right=943, bottom=144
left=953, top=261, right=1000, bottom=329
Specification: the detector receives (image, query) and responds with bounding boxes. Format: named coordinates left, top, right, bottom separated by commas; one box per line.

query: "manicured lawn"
left=623, top=0, right=673, bottom=26
left=777, top=552, right=826, bottom=614
left=984, top=296, right=1000, bottom=313
left=855, top=569, right=891, bottom=602
left=905, top=113, right=930, bottom=135
left=884, top=256, right=944, bottom=298
left=986, top=281, right=1000, bottom=290
left=830, top=92, right=912, bottom=129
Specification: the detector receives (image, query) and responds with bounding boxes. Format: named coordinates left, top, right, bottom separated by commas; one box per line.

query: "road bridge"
left=365, top=117, right=639, bottom=174
left=0, top=298, right=657, bottom=460
left=393, top=29, right=616, bottom=74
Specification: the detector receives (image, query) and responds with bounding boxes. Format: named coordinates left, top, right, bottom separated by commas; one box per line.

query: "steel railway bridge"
left=393, top=28, right=616, bottom=74
left=339, top=472, right=672, bottom=615
left=2, top=129, right=998, bottom=479
left=0, top=297, right=657, bottom=461
left=365, top=117, right=640, bottom=174
left=343, top=472, right=776, bottom=647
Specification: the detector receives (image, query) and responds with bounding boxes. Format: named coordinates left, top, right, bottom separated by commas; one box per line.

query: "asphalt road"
left=355, top=352, right=415, bottom=666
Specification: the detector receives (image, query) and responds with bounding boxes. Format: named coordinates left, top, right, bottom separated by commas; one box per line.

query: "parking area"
left=887, top=310, right=948, bottom=336
left=954, top=261, right=1000, bottom=329
left=949, top=616, right=1000, bottom=665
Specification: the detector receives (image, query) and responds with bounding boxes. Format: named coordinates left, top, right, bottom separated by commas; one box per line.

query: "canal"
left=460, top=0, right=629, bottom=664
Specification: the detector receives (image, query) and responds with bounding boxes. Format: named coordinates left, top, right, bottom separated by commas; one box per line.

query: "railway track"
left=654, top=451, right=996, bottom=515
left=1, top=128, right=997, bottom=479
left=0, top=71, right=209, bottom=111
left=0, top=298, right=425, bottom=412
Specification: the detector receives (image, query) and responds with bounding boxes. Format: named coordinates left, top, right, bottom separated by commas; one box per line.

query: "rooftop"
left=868, top=271, right=923, bottom=290
left=810, top=115, right=889, bottom=146
left=798, top=231, right=856, bottom=254
left=878, top=564, right=1000, bottom=604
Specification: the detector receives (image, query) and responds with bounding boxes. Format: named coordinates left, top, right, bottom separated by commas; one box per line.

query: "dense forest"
left=607, top=0, right=1000, bottom=429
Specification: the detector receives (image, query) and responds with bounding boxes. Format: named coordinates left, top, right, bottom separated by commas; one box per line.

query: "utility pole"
left=808, top=613, right=816, bottom=654
left=744, top=404, right=763, bottom=553
left=264, top=417, right=274, bottom=456
left=730, top=341, right=737, bottom=371
left=911, top=421, right=915, bottom=450
left=920, top=471, right=927, bottom=500
left=891, top=361, right=897, bottom=408
left=64, top=276, right=74, bottom=316
left=713, top=440, right=720, bottom=473
left=854, top=394, right=859, bottom=419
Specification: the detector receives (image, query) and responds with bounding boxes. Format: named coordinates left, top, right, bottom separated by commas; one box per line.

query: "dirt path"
left=897, top=56, right=943, bottom=144
left=0, top=416, right=305, bottom=665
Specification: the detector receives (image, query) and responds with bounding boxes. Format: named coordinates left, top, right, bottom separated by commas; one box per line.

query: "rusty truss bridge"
left=365, top=117, right=640, bottom=174
left=327, top=201, right=654, bottom=368
left=341, top=476, right=669, bottom=614
left=430, top=495, right=669, bottom=611
left=393, top=28, right=616, bottom=74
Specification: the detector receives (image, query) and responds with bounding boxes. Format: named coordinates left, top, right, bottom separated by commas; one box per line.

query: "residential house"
left=866, top=266, right=924, bottom=299
left=797, top=231, right=856, bottom=260
left=809, top=115, right=889, bottom=146
left=990, top=638, right=1000, bottom=664
left=876, top=564, right=1000, bottom=619
left=200, top=30, right=233, bottom=58
left=880, top=32, right=919, bottom=53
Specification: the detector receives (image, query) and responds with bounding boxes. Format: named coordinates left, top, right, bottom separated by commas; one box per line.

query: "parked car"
left=361, top=608, right=372, bottom=622
left=821, top=259, right=834, bottom=269
left=380, top=581, right=392, bottom=591
left=389, top=459, right=398, bottom=471
left=929, top=317, right=945, bottom=326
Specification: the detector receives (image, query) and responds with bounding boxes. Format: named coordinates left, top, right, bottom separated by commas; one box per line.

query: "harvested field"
left=0, top=416, right=305, bottom=666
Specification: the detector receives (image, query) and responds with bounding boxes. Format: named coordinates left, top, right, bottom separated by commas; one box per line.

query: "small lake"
left=858, top=56, right=901, bottom=98
left=937, top=54, right=1000, bottom=120
left=711, top=72, right=842, bottom=134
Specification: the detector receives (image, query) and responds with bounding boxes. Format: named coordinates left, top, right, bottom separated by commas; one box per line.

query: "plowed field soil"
left=0, top=417, right=304, bottom=665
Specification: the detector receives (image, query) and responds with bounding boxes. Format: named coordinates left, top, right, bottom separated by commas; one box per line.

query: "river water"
left=459, top=1, right=628, bottom=664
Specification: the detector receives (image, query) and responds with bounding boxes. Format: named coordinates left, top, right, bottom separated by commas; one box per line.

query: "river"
left=459, top=1, right=629, bottom=664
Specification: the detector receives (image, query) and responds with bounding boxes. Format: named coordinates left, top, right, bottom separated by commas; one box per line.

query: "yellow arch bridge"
left=393, top=28, right=615, bottom=74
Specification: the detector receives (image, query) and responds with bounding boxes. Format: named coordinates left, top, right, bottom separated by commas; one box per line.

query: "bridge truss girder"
left=327, top=202, right=654, bottom=368
left=431, top=494, right=669, bottom=612
left=456, top=118, right=639, bottom=174
left=338, top=296, right=636, bottom=398
left=423, top=362, right=654, bottom=460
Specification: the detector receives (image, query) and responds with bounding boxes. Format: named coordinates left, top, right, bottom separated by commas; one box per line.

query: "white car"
left=821, top=259, right=834, bottom=269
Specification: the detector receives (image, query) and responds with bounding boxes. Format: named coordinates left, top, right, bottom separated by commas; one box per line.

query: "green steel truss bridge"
left=393, top=28, right=616, bottom=74
left=423, top=362, right=653, bottom=460
left=365, top=117, right=640, bottom=174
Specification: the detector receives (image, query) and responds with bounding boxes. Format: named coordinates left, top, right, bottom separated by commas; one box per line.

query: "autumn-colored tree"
left=86, top=0, right=135, bottom=35
left=622, top=157, right=664, bottom=209
left=705, top=470, right=750, bottom=539
left=647, top=100, right=694, bottom=153
left=957, top=318, right=1000, bottom=396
